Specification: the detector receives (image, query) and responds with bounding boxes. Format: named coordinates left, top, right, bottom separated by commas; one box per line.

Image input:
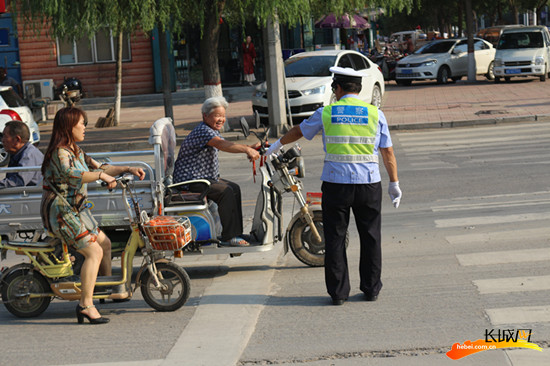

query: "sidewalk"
left=38, top=77, right=550, bottom=152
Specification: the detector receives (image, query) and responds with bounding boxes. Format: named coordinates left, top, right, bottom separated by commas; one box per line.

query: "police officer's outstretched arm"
left=380, top=146, right=402, bottom=208
left=266, top=126, right=304, bottom=156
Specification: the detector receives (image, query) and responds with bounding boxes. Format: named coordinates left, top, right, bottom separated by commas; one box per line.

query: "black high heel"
left=76, top=304, right=110, bottom=324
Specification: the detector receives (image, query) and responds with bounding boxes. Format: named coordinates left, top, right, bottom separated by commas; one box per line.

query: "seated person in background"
left=0, top=121, right=44, bottom=188
left=172, top=96, right=260, bottom=247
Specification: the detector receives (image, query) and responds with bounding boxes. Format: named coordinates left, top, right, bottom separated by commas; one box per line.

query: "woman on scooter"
left=40, top=107, right=145, bottom=324
left=173, top=96, right=260, bottom=246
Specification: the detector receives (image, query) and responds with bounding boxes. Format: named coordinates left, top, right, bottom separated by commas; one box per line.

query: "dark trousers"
left=206, top=178, right=243, bottom=241
left=321, top=181, right=383, bottom=300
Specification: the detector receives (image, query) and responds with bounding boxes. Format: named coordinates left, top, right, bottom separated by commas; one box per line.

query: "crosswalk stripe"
left=435, top=212, right=550, bottom=228
left=457, top=248, right=550, bottom=266
left=473, top=275, right=550, bottom=294
left=486, top=305, right=550, bottom=325
left=446, top=227, right=549, bottom=245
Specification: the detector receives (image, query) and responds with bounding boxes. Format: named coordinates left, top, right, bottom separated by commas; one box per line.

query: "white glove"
left=266, top=139, right=283, bottom=156
left=388, top=181, right=402, bottom=208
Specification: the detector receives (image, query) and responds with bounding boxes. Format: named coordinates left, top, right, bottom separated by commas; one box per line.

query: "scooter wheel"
left=288, top=210, right=349, bottom=267
left=140, top=262, right=191, bottom=312
left=1, top=268, right=51, bottom=318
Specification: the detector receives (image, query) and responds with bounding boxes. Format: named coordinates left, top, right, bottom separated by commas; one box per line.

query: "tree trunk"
left=200, top=0, right=225, bottom=98
left=158, top=27, right=174, bottom=122
left=457, top=1, right=463, bottom=38
left=465, top=0, right=476, bottom=81
left=113, top=31, right=123, bottom=126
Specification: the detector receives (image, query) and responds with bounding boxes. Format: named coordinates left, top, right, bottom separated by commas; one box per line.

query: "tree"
left=12, top=0, right=171, bottom=126
left=171, top=0, right=414, bottom=99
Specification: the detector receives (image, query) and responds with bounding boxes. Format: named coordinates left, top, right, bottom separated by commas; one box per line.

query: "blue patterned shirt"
left=173, top=122, right=221, bottom=183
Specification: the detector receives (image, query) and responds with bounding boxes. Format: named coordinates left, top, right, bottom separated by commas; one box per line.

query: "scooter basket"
left=143, top=216, right=192, bottom=251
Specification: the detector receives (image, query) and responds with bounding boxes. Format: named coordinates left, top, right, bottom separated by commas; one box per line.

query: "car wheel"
left=437, top=66, right=450, bottom=84
left=540, top=65, right=547, bottom=82
left=370, top=84, right=382, bottom=108
left=0, top=137, right=9, bottom=167
left=486, top=61, right=495, bottom=80
left=396, top=79, right=412, bottom=86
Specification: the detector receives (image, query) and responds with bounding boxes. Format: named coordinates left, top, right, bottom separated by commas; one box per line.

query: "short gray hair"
left=201, top=96, right=228, bottom=116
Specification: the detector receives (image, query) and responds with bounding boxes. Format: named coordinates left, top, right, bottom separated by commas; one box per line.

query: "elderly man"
left=267, top=67, right=402, bottom=306
left=0, top=121, right=44, bottom=188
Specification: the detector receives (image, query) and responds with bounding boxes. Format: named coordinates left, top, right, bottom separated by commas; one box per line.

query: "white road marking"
left=446, top=227, right=549, bottom=245
left=486, top=305, right=550, bottom=325
left=473, top=275, right=550, bottom=294
left=457, top=248, right=550, bottom=266
left=435, top=212, right=550, bottom=228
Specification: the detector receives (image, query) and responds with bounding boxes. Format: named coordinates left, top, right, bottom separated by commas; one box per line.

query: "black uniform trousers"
left=190, top=178, right=243, bottom=241
left=321, top=181, right=383, bottom=300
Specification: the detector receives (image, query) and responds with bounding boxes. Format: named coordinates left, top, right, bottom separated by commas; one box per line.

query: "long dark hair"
left=41, top=107, right=87, bottom=175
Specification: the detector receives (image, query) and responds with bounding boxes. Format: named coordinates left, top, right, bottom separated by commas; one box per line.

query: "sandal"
left=220, top=236, right=250, bottom=247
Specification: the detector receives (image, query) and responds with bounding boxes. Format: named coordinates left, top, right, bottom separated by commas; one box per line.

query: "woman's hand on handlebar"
left=100, top=172, right=117, bottom=190
left=128, top=166, right=146, bottom=180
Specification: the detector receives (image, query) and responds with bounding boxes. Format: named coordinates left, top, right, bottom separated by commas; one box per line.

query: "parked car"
left=0, top=86, right=41, bottom=166
left=395, top=38, right=496, bottom=85
left=252, top=50, right=385, bottom=123
left=493, top=25, right=550, bottom=82
left=476, top=25, right=525, bottom=47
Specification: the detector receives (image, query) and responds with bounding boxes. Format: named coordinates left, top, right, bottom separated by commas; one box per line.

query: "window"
left=349, top=54, right=369, bottom=70
left=57, top=29, right=131, bottom=65
left=337, top=55, right=353, bottom=68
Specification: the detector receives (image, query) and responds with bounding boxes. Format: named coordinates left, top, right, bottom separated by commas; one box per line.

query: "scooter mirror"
left=240, top=117, right=250, bottom=137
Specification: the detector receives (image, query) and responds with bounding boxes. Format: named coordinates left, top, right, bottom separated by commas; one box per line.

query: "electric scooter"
left=0, top=175, right=192, bottom=318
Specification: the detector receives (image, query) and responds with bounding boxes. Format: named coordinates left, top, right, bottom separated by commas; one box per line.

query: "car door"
left=473, top=39, right=493, bottom=74
left=450, top=40, right=468, bottom=76
left=348, top=53, right=374, bottom=102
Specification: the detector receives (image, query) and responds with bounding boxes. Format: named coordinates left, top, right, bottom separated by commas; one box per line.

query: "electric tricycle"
left=0, top=117, right=330, bottom=317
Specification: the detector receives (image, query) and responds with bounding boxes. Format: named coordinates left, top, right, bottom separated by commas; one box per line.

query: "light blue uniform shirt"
left=299, top=94, right=392, bottom=184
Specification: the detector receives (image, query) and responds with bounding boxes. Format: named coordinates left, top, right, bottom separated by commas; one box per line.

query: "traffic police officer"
left=267, top=66, right=402, bottom=305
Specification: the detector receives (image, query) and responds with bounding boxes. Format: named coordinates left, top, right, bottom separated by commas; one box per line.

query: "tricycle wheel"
left=288, top=210, right=349, bottom=267
left=1, top=268, right=51, bottom=318
left=140, top=262, right=190, bottom=312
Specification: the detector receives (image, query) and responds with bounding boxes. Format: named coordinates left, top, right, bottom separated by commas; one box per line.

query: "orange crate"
left=143, top=216, right=192, bottom=251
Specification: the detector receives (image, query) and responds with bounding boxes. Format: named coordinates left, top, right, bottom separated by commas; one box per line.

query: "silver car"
left=395, top=38, right=496, bottom=85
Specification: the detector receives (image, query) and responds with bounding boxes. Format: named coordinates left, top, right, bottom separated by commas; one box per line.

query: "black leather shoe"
left=364, top=293, right=378, bottom=302
left=332, top=298, right=346, bottom=306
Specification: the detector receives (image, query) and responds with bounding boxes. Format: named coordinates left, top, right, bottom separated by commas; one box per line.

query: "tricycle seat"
left=165, top=179, right=210, bottom=207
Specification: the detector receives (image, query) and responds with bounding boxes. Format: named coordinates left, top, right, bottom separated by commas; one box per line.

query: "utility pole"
left=264, top=15, right=288, bottom=137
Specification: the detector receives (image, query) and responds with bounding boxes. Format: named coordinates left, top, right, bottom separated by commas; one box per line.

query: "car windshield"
left=284, top=55, right=336, bottom=77
left=416, top=41, right=456, bottom=54
left=0, top=89, right=26, bottom=108
left=497, top=32, right=544, bottom=49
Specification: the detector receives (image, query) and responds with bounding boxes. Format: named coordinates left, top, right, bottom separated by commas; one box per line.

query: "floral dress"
left=40, top=147, right=100, bottom=250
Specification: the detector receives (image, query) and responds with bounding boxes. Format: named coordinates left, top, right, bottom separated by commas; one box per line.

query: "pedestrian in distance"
left=0, top=121, right=44, bottom=188
left=242, top=35, right=257, bottom=85
left=40, top=107, right=145, bottom=324
left=266, top=66, right=402, bottom=306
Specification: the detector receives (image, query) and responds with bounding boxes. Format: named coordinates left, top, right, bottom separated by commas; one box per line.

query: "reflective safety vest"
left=322, top=97, right=379, bottom=163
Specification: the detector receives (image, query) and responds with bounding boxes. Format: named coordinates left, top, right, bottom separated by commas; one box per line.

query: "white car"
left=395, top=38, right=496, bottom=85
left=0, top=86, right=41, bottom=166
left=493, top=26, right=550, bottom=82
left=252, top=50, right=385, bottom=123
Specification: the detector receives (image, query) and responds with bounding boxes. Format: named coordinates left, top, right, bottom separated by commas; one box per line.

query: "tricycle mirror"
left=240, top=117, right=250, bottom=138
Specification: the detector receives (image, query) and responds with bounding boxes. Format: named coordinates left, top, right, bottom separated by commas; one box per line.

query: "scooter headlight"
left=288, top=156, right=305, bottom=178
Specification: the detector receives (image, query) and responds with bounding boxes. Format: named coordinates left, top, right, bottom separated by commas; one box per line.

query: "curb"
left=77, top=114, right=550, bottom=153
